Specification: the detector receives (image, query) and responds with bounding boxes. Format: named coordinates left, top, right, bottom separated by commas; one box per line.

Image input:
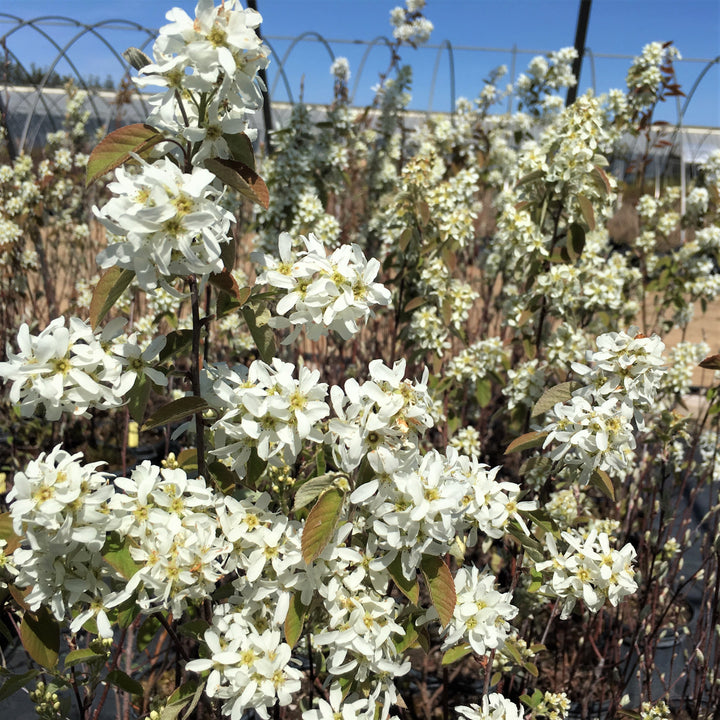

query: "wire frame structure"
left=0, top=13, right=717, bottom=173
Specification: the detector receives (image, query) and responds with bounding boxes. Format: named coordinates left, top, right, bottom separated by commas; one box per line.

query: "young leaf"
left=301, top=488, right=344, bottom=564
left=420, top=555, right=456, bottom=627
left=142, top=396, right=210, bottom=431
left=577, top=194, right=596, bottom=231
left=86, top=123, right=166, bottom=186
left=403, top=296, right=426, bottom=313
left=20, top=607, right=59, bottom=669
left=387, top=555, right=419, bottom=605
left=531, top=382, right=579, bottom=417
left=209, top=269, right=242, bottom=299
left=89, top=267, right=135, bottom=330
left=106, top=669, right=144, bottom=696
left=590, top=468, right=615, bottom=500
left=293, top=474, right=339, bottom=511
left=102, top=531, right=140, bottom=580
left=505, top=431, right=549, bottom=454
left=699, top=354, right=720, bottom=370
left=204, top=157, right=269, bottom=209
left=441, top=644, right=472, bottom=665
left=122, top=47, right=152, bottom=72
left=284, top=592, right=308, bottom=649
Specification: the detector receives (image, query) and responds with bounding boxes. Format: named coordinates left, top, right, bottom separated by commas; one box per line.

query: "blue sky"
left=1, top=1, right=718, bottom=126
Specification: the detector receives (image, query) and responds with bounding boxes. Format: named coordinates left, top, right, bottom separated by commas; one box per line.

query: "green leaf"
left=20, top=607, right=59, bottom=669
left=89, top=267, right=135, bottom=330
left=505, top=431, right=548, bottom=454
left=520, top=688, right=544, bottom=709
left=177, top=448, right=198, bottom=471
left=284, top=592, right=308, bottom=649
left=102, top=531, right=140, bottom=580
left=245, top=448, right=267, bottom=488
left=122, top=47, right=152, bottom=72
left=522, top=508, right=557, bottom=534
left=577, top=194, right=596, bottom=230
left=531, top=381, right=579, bottom=417
left=224, top=133, right=256, bottom=170
left=566, top=222, right=586, bottom=262
left=394, top=620, right=420, bottom=654
left=242, top=303, right=276, bottom=363
left=590, top=468, right=615, bottom=500
left=128, top=373, right=151, bottom=424
left=142, top=396, right=209, bottom=431
left=87, top=123, right=166, bottom=186
left=137, top=615, right=163, bottom=652
left=420, top=555, right=456, bottom=628
left=65, top=648, right=105, bottom=668
left=177, top=619, right=209, bottom=640
left=205, top=157, right=269, bottom=209
left=515, top=168, right=545, bottom=187
left=293, top=473, right=340, bottom=511
left=159, top=330, right=194, bottom=364
left=441, top=644, right=472, bottom=665
left=387, top=555, right=419, bottom=605
left=160, top=680, right=205, bottom=720
left=106, top=669, right=143, bottom=697
left=0, top=512, right=21, bottom=554
left=475, top=377, right=492, bottom=408
left=208, top=461, right=238, bottom=495
left=301, top=488, right=344, bottom=564
left=0, top=670, right=40, bottom=702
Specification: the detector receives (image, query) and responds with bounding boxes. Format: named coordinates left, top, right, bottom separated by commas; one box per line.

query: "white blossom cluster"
left=389, top=0, right=434, bottom=45
left=0, top=317, right=166, bottom=421
left=112, top=462, right=230, bottom=616
left=542, top=329, right=666, bottom=482
left=456, top=693, right=525, bottom=720
left=253, top=232, right=391, bottom=343
left=442, top=566, right=518, bottom=656
left=7, top=446, right=125, bottom=637
left=535, top=529, right=637, bottom=619
left=135, top=0, right=269, bottom=146
left=327, top=358, right=434, bottom=472
left=211, top=358, right=330, bottom=474
left=447, top=337, right=508, bottom=384
left=95, top=157, right=235, bottom=291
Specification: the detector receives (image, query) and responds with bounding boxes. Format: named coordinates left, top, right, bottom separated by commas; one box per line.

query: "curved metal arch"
left=0, top=15, right=156, bottom=150
left=584, top=47, right=596, bottom=93
left=427, top=39, right=456, bottom=114
left=262, top=36, right=296, bottom=106
left=350, top=35, right=394, bottom=105
left=269, top=31, right=336, bottom=102
left=0, top=49, right=61, bottom=142
left=681, top=54, right=720, bottom=120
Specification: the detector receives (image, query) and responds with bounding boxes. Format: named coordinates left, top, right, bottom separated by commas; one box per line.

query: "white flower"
left=95, top=156, right=234, bottom=290
left=456, top=693, right=525, bottom=720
